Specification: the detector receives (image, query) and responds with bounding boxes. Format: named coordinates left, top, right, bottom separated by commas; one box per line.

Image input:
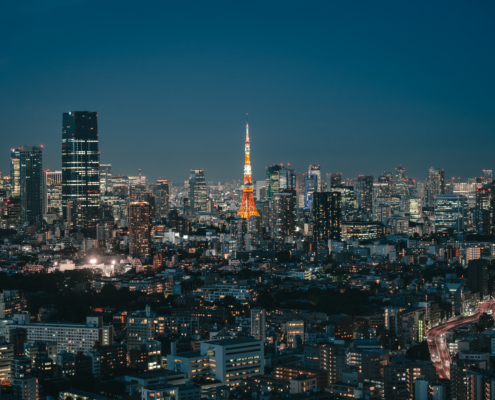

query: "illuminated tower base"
left=239, top=189, right=259, bottom=219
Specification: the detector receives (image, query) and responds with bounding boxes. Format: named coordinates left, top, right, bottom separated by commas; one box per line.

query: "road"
left=426, top=301, right=495, bottom=379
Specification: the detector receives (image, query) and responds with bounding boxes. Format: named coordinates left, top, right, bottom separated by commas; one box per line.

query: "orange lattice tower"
left=238, top=114, right=260, bottom=219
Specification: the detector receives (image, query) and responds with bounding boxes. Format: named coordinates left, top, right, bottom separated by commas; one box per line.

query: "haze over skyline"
left=1, top=0, right=494, bottom=183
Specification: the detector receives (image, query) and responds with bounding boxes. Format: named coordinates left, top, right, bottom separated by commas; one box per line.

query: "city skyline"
left=1, top=112, right=493, bottom=185
left=1, top=1, right=494, bottom=182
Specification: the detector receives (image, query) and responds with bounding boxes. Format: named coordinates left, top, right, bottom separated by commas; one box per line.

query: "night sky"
left=1, top=1, right=494, bottom=183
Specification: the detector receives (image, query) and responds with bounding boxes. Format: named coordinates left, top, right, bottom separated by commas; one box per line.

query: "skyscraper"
left=43, top=171, right=62, bottom=217
left=266, top=165, right=283, bottom=199
left=394, top=166, right=407, bottom=197
left=483, top=169, right=493, bottom=185
left=313, top=192, right=341, bottom=242
left=304, top=174, right=318, bottom=208
left=128, top=201, right=151, bottom=258
left=327, top=173, right=342, bottom=189
left=295, top=174, right=305, bottom=208
left=10, top=149, right=21, bottom=198
left=434, top=194, right=467, bottom=233
left=19, top=146, right=43, bottom=226
left=188, top=169, right=207, bottom=213
left=357, top=175, right=374, bottom=215
left=427, top=168, right=442, bottom=207
left=271, top=192, right=296, bottom=243
left=99, top=164, right=112, bottom=195
left=154, top=179, right=170, bottom=219
left=62, top=111, right=100, bottom=222
left=475, top=186, right=492, bottom=235
left=238, top=115, right=260, bottom=219
left=467, top=259, right=489, bottom=300
left=308, top=165, right=322, bottom=192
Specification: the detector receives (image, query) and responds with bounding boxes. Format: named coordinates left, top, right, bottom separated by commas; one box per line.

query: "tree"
left=405, top=341, right=430, bottom=362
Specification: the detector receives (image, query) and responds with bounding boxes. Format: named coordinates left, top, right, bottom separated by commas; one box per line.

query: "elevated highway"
left=426, top=301, right=495, bottom=379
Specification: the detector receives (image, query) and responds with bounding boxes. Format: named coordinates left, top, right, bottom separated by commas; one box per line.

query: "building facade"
left=62, top=111, right=100, bottom=222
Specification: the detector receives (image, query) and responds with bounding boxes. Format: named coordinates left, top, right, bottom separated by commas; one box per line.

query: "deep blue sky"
left=1, top=1, right=494, bottom=184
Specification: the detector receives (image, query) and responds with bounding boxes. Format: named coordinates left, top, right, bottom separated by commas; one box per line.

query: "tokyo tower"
left=238, top=114, right=260, bottom=219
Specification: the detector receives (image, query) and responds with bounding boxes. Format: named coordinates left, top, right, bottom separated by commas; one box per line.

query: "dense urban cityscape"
left=0, top=110, right=494, bottom=400
left=2, top=0, right=495, bottom=399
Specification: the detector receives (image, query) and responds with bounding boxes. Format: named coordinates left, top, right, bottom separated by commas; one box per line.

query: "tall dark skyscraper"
left=271, top=192, right=296, bottom=244
left=188, top=169, right=207, bottom=213
left=19, top=146, right=43, bottom=226
left=154, top=179, right=170, bottom=219
left=313, top=192, right=341, bottom=242
left=62, top=111, right=100, bottom=222
left=357, top=175, right=374, bottom=215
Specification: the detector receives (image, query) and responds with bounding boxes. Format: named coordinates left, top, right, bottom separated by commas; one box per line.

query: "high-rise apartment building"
left=250, top=308, right=266, bottom=341
left=10, top=148, right=21, bottom=198
left=127, top=312, right=154, bottom=350
left=434, top=194, right=468, bottom=233
left=271, top=192, right=296, bottom=243
left=313, top=192, right=341, bottom=242
left=19, top=146, right=43, bottom=226
left=188, top=169, right=207, bottom=213
left=128, top=201, right=152, bottom=258
left=384, top=361, right=436, bottom=400
left=99, top=164, right=111, bottom=195
left=286, top=320, right=305, bottom=348
left=12, top=376, right=39, bottom=400
left=308, top=165, right=322, bottom=192
left=62, top=111, right=100, bottom=221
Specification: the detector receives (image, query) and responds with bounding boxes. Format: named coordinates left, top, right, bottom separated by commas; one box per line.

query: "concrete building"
left=4, top=316, right=112, bottom=354
left=127, top=307, right=154, bottom=350
left=0, top=336, right=14, bottom=381
left=200, top=338, right=263, bottom=386
left=250, top=308, right=266, bottom=341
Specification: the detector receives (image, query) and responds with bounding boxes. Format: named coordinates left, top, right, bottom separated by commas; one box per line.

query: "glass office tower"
left=188, top=169, right=207, bottom=213
left=62, top=111, right=100, bottom=222
left=434, top=194, right=468, bottom=233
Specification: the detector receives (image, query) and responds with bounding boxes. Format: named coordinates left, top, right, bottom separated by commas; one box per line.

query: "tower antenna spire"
left=238, top=114, right=259, bottom=219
